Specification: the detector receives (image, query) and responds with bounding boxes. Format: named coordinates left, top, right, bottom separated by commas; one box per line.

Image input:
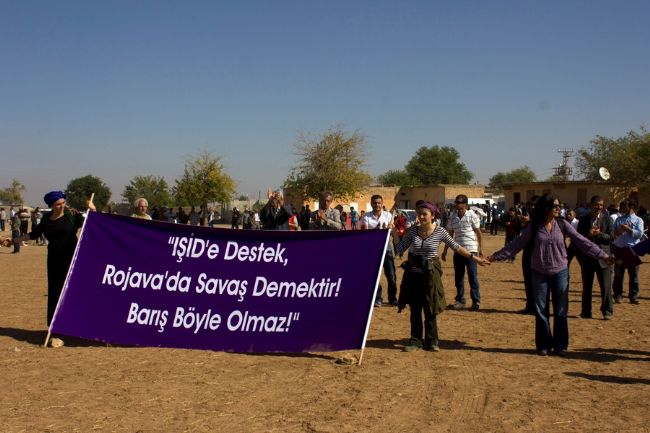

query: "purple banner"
left=51, top=212, right=388, bottom=352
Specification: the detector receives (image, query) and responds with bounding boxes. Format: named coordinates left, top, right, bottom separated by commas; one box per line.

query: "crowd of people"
left=0, top=205, right=48, bottom=253
left=1, top=190, right=648, bottom=355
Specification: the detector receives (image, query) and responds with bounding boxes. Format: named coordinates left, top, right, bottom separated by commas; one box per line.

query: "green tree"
left=405, top=145, right=473, bottom=185
left=173, top=150, right=236, bottom=207
left=376, top=169, right=416, bottom=186
left=122, top=175, right=171, bottom=210
left=576, top=127, right=650, bottom=188
left=488, top=166, right=537, bottom=190
left=285, top=127, right=373, bottom=200
left=65, top=175, right=111, bottom=211
left=0, top=178, right=26, bottom=204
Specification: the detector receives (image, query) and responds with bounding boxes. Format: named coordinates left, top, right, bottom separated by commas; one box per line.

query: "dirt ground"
left=0, top=232, right=648, bottom=433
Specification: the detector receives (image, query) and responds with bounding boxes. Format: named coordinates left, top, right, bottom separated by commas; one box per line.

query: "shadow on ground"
left=565, top=372, right=650, bottom=385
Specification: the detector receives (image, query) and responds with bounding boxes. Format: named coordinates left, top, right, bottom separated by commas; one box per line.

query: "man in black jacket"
left=259, top=190, right=290, bottom=230
left=299, top=205, right=311, bottom=231
left=575, top=195, right=614, bottom=320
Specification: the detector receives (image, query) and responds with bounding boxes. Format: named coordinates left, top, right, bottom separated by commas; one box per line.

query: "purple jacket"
left=492, top=218, right=607, bottom=275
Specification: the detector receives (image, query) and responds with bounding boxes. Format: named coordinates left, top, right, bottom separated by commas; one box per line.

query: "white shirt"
left=446, top=209, right=481, bottom=252
left=360, top=210, right=393, bottom=230
left=361, top=210, right=394, bottom=252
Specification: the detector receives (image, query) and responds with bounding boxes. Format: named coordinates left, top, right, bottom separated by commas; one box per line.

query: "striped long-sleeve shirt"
left=396, top=225, right=461, bottom=270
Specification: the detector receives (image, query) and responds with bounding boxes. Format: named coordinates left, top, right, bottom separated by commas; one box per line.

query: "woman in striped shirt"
left=396, top=201, right=489, bottom=352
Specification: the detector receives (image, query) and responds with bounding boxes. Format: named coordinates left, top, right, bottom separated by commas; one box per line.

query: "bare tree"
left=285, top=126, right=373, bottom=200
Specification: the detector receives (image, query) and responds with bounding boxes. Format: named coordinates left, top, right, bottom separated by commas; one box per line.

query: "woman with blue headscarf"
left=14, top=191, right=95, bottom=343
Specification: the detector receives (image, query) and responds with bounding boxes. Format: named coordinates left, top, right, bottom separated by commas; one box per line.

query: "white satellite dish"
left=599, top=167, right=611, bottom=180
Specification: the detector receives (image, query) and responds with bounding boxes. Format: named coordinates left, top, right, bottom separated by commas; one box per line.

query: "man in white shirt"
left=360, top=194, right=398, bottom=307
left=566, top=210, right=579, bottom=229
left=442, top=194, right=483, bottom=310
left=612, top=199, right=644, bottom=304
left=608, top=204, right=619, bottom=225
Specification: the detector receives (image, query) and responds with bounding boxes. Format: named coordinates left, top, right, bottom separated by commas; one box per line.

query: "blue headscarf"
left=44, top=191, right=66, bottom=207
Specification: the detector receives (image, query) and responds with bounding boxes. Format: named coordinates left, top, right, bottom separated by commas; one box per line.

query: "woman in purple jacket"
left=488, top=194, right=614, bottom=356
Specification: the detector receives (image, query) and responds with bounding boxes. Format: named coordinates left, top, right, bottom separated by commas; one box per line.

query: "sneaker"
left=374, top=300, right=382, bottom=307
left=603, top=313, right=613, bottom=320
left=537, top=349, right=548, bottom=356
left=614, top=296, right=622, bottom=304
left=554, top=349, right=567, bottom=357
left=403, top=339, right=422, bottom=352
left=423, top=345, right=440, bottom=352
left=389, top=300, right=398, bottom=306
left=450, top=301, right=465, bottom=310
left=403, top=344, right=420, bottom=352
left=579, top=313, right=592, bottom=319
left=471, top=302, right=480, bottom=311
left=630, top=299, right=640, bottom=305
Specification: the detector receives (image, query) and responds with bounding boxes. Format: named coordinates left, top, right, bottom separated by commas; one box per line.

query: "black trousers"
left=580, top=259, right=613, bottom=316
left=522, top=249, right=533, bottom=311
left=407, top=271, right=439, bottom=347
left=47, top=251, right=74, bottom=326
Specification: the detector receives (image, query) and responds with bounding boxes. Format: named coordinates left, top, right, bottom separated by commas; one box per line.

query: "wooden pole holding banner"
left=43, top=329, right=52, bottom=347
left=357, top=229, right=392, bottom=367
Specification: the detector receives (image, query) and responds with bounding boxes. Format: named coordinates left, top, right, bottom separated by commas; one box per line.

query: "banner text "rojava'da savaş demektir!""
left=51, top=213, right=389, bottom=352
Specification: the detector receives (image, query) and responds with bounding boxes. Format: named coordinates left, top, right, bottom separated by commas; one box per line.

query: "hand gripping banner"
left=49, top=213, right=389, bottom=353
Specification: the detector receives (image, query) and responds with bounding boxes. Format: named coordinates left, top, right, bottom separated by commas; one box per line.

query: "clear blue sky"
left=2, top=0, right=649, bottom=205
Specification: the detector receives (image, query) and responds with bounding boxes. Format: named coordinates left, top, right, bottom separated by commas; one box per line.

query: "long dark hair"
left=525, top=194, right=559, bottom=246
left=533, top=194, right=558, bottom=224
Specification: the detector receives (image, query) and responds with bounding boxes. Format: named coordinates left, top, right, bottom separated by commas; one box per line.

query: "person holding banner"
left=396, top=201, right=489, bottom=352
left=12, top=191, right=96, bottom=346
left=360, top=194, right=398, bottom=307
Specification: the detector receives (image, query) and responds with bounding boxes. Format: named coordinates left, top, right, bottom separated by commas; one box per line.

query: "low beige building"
left=501, top=181, right=646, bottom=209
left=285, top=184, right=487, bottom=213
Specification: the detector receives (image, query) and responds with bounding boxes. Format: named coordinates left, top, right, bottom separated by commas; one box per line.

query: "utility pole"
left=553, top=148, right=574, bottom=180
